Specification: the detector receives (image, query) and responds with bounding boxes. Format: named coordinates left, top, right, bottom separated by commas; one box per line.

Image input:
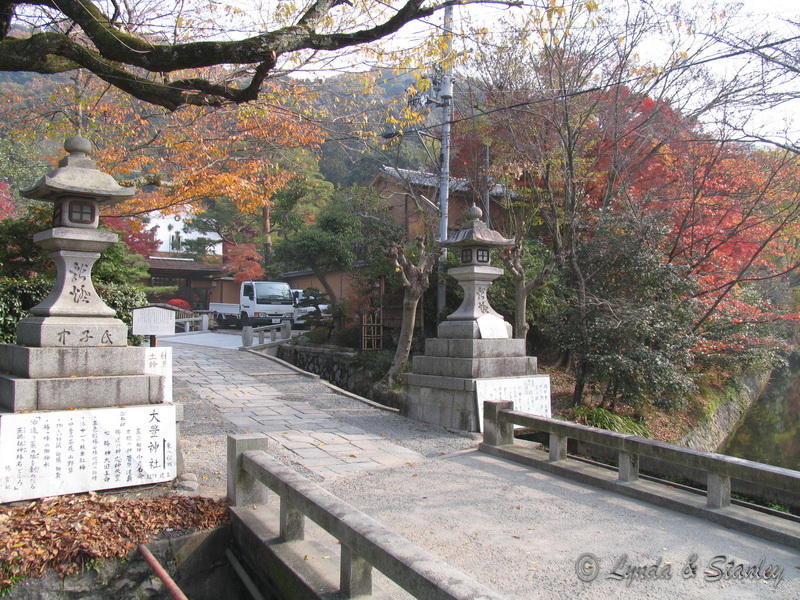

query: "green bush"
left=0, top=276, right=51, bottom=343
left=307, top=326, right=331, bottom=344
left=330, top=325, right=361, bottom=349
left=0, top=277, right=146, bottom=344
left=571, top=406, right=650, bottom=437
left=142, top=285, right=179, bottom=301
left=95, top=282, right=147, bottom=332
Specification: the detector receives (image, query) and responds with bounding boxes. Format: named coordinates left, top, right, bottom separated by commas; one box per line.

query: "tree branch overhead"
left=0, top=0, right=479, bottom=109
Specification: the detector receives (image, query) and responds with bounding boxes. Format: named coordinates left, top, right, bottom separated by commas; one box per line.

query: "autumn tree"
left=0, top=0, right=507, bottom=110
left=274, top=186, right=400, bottom=324
left=460, top=2, right=800, bottom=405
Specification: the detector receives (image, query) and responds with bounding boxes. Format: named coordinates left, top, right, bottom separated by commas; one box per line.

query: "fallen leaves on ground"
left=0, top=494, right=228, bottom=589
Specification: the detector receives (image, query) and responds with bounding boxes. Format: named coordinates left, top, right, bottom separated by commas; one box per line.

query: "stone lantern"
left=438, top=203, right=515, bottom=340
left=16, top=135, right=135, bottom=348
left=0, top=136, right=177, bottom=503
left=403, top=203, right=551, bottom=432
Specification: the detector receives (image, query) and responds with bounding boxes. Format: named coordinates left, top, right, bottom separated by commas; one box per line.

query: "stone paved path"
left=167, top=342, right=476, bottom=494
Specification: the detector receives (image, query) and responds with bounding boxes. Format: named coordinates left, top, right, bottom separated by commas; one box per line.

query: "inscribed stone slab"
left=475, top=376, right=551, bottom=432
left=0, top=404, right=176, bottom=502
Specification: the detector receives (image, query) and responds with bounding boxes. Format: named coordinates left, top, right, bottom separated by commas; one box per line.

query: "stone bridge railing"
left=480, top=400, right=800, bottom=549
left=241, top=322, right=291, bottom=347
left=227, top=434, right=507, bottom=600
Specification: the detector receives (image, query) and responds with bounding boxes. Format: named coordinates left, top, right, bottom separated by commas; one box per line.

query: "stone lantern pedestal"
left=403, top=205, right=551, bottom=431
left=0, top=136, right=177, bottom=502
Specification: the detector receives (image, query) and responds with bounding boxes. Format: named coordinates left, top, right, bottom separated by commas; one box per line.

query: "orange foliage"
left=0, top=77, right=324, bottom=219
left=224, top=243, right=265, bottom=282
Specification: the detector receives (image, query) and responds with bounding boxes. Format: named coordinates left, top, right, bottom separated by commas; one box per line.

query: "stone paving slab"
left=170, top=343, right=477, bottom=490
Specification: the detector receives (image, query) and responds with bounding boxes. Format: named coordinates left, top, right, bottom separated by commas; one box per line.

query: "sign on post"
left=132, top=306, right=176, bottom=338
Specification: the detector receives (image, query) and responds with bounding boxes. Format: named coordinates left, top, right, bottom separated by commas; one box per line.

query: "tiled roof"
left=147, top=257, right=222, bottom=273
left=378, top=166, right=509, bottom=197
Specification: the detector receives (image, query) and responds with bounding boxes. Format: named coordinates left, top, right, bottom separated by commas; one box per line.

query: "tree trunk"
left=514, top=279, right=529, bottom=339
left=312, top=270, right=345, bottom=330
left=572, top=360, right=586, bottom=406
left=386, top=289, right=423, bottom=383
left=262, top=203, right=272, bottom=258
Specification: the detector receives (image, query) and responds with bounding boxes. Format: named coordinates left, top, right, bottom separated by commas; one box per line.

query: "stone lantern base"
left=402, top=336, right=550, bottom=432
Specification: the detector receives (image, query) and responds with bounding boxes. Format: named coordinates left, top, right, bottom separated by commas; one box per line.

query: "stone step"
left=0, top=344, right=152, bottom=379
left=423, top=338, right=527, bottom=358
left=410, top=355, right=536, bottom=379
left=0, top=373, right=166, bottom=412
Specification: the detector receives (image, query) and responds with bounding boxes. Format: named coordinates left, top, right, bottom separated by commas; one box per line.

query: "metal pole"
left=436, top=4, right=454, bottom=319
left=139, top=544, right=189, bottom=600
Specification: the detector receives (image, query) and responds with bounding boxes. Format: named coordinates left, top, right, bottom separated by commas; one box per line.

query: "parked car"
left=291, top=288, right=331, bottom=328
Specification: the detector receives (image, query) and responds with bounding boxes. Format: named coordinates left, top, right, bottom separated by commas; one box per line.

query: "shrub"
left=166, top=298, right=192, bottom=311
left=95, top=282, right=148, bottom=332
left=142, top=286, right=179, bottom=303
left=0, top=276, right=51, bottom=343
left=330, top=325, right=361, bottom=349
left=307, top=326, right=331, bottom=344
left=571, top=406, right=650, bottom=437
left=0, top=277, right=146, bottom=344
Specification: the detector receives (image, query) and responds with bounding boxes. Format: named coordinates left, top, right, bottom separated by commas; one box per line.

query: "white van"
left=209, top=281, right=294, bottom=327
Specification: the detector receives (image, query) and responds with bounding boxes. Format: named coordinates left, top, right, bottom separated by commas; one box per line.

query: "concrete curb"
left=243, top=349, right=400, bottom=414
left=243, top=349, right=319, bottom=378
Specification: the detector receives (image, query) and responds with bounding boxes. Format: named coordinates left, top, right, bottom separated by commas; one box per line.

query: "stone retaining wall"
left=679, top=372, right=769, bottom=452
left=277, top=344, right=369, bottom=395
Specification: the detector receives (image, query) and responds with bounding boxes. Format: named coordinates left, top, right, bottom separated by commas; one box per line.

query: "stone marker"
left=403, top=204, right=551, bottom=431
left=0, top=136, right=177, bottom=502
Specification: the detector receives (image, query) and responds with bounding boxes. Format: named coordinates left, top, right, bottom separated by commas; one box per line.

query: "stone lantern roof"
left=440, top=204, right=514, bottom=249
left=22, top=135, right=135, bottom=202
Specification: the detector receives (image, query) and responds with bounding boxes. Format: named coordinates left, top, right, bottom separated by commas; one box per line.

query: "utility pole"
left=436, top=4, right=453, bottom=319
left=482, top=143, right=490, bottom=228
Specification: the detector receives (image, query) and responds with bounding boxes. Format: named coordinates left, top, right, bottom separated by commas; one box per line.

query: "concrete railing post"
left=549, top=433, right=567, bottom=462
left=618, top=451, right=639, bottom=482
left=270, top=328, right=277, bottom=342
left=707, top=472, right=731, bottom=508
left=201, top=314, right=209, bottom=331
left=483, top=400, right=514, bottom=446
left=280, top=493, right=305, bottom=541
left=282, top=320, right=291, bottom=339
left=258, top=329, right=265, bottom=344
left=242, top=326, right=253, bottom=347
left=340, top=544, right=372, bottom=598
left=226, top=434, right=269, bottom=506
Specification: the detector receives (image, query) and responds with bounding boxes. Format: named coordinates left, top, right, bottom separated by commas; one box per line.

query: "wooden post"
left=150, top=335, right=157, bottom=347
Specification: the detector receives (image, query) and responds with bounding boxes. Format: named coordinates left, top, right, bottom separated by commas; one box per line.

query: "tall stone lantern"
left=437, top=203, right=515, bottom=340
left=0, top=136, right=177, bottom=503
left=16, top=135, right=134, bottom=348
left=403, top=203, right=551, bottom=432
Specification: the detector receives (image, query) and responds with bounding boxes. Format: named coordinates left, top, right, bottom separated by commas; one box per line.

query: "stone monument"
left=403, top=204, right=551, bottom=431
left=0, top=136, right=177, bottom=502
